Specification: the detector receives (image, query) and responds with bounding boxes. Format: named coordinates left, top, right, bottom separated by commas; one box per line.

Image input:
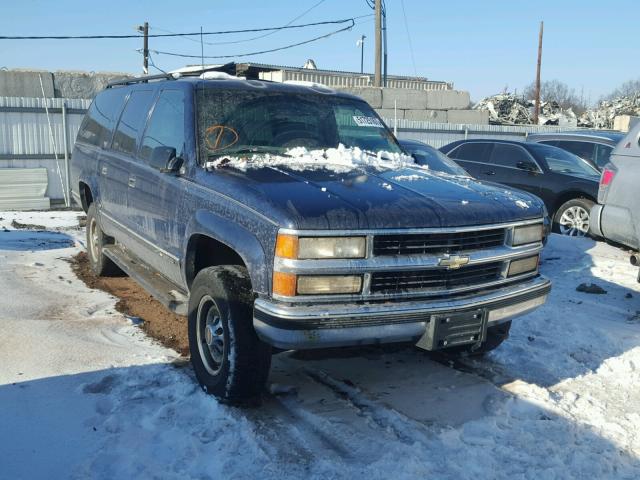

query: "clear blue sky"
left=1, top=0, right=636, bottom=103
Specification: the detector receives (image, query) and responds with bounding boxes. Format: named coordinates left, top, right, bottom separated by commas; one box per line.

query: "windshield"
left=196, top=87, right=402, bottom=161
left=529, top=144, right=599, bottom=177
left=400, top=141, right=468, bottom=176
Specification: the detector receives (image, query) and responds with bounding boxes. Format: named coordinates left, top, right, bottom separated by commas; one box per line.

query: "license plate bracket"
left=416, top=308, right=487, bottom=351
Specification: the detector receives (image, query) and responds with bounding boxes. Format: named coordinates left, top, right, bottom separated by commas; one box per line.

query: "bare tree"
left=603, top=78, right=640, bottom=100
left=523, top=79, right=587, bottom=113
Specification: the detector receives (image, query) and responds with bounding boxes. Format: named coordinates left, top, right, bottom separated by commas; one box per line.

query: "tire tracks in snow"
left=303, top=367, right=435, bottom=446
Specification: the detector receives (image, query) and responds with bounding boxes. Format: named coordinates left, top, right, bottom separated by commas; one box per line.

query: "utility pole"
left=374, top=0, right=382, bottom=87
left=533, top=21, right=544, bottom=125
left=357, top=35, right=366, bottom=74
left=382, top=6, right=387, bottom=87
left=137, top=22, right=149, bottom=75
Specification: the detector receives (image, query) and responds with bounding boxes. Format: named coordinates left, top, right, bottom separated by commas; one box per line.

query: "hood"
left=205, top=165, right=545, bottom=230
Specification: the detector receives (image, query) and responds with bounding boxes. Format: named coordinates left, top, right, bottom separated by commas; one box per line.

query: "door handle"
left=483, top=171, right=496, bottom=176
left=101, top=166, right=108, bottom=175
left=128, top=176, right=136, bottom=188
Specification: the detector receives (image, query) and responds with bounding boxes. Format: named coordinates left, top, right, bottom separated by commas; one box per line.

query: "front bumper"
left=253, top=276, right=551, bottom=349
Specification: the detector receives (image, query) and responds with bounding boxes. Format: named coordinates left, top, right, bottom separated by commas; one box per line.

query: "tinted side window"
left=593, top=144, right=613, bottom=168
left=489, top=144, right=533, bottom=168
left=555, top=141, right=595, bottom=162
left=538, top=140, right=558, bottom=147
left=112, top=90, right=155, bottom=156
left=140, top=90, right=186, bottom=162
left=451, top=143, right=491, bottom=162
left=76, top=88, right=127, bottom=148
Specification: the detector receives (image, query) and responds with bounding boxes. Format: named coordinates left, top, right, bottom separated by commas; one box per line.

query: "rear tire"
left=553, top=198, right=594, bottom=237
left=85, top=203, right=120, bottom=276
left=188, top=266, right=271, bottom=404
left=445, top=321, right=512, bottom=356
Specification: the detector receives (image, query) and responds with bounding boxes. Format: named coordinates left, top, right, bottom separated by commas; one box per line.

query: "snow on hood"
left=205, top=144, right=421, bottom=174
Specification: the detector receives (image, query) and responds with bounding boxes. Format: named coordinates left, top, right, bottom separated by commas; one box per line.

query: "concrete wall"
left=53, top=71, right=132, bottom=99
left=0, top=69, right=132, bottom=99
left=336, top=87, right=484, bottom=125
left=0, top=70, right=55, bottom=98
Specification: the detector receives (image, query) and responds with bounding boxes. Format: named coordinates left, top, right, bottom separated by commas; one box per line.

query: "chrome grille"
left=370, top=262, right=503, bottom=294
left=373, top=229, right=506, bottom=256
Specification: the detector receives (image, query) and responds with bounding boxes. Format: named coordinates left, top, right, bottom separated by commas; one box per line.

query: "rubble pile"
left=578, top=93, right=640, bottom=129
left=473, top=94, right=577, bottom=126
left=473, top=94, right=532, bottom=125
left=538, top=101, right=577, bottom=127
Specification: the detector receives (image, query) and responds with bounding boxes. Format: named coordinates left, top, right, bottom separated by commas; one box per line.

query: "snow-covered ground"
left=1, top=211, right=639, bottom=479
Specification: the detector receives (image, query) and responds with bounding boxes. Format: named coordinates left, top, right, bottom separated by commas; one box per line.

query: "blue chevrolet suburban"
left=71, top=69, right=551, bottom=403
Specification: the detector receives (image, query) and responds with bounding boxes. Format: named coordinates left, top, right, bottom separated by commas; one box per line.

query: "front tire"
left=553, top=198, right=594, bottom=237
left=188, top=266, right=271, bottom=404
left=85, top=203, right=120, bottom=276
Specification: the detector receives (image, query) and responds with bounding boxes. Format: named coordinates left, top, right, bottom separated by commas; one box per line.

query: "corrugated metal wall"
left=0, top=96, right=90, bottom=201
left=383, top=118, right=580, bottom=149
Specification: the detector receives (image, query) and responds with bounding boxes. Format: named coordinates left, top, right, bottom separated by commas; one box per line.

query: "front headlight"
left=276, top=234, right=366, bottom=259
left=512, top=224, right=544, bottom=246
left=272, top=272, right=362, bottom=296
left=297, top=275, right=362, bottom=295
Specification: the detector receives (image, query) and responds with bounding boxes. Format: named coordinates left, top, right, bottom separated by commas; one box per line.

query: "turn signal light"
left=272, top=271, right=297, bottom=297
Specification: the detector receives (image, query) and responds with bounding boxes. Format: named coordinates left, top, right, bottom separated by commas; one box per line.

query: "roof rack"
left=106, top=63, right=236, bottom=88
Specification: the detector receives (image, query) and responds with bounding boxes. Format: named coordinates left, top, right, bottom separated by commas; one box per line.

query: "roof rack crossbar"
left=106, top=63, right=237, bottom=88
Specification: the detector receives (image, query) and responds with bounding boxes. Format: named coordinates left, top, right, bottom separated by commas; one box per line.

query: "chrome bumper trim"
left=254, top=276, right=551, bottom=349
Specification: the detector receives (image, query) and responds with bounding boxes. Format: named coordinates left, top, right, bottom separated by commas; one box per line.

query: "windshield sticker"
left=352, top=116, right=384, bottom=128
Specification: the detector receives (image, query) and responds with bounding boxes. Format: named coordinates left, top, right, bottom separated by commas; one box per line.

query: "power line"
left=151, top=0, right=330, bottom=46
left=400, top=0, right=418, bottom=76
left=0, top=18, right=354, bottom=40
left=146, top=20, right=354, bottom=59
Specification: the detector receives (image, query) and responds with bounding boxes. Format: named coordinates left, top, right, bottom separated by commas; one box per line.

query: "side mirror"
left=150, top=146, right=183, bottom=173
left=516, top=161, right=537, bottom=172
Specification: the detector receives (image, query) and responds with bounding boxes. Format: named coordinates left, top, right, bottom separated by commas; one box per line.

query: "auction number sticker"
left=353, top=115, right=384, bottom=128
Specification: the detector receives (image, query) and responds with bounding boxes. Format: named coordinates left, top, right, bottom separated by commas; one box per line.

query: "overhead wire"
left=400, top=0, right=418, bottom=76
left=150, top=0, right=330, bottom=46
left=147, top=19, right=355, bottom=59
left=0, top=18, right=355, bottom=40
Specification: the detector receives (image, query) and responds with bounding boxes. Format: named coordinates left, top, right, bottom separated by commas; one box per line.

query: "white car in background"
left=590, top=122, right=640, bottom=280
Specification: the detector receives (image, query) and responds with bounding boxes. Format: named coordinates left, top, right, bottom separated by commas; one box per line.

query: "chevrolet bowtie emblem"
left=438, top=254, right=470, bottom=270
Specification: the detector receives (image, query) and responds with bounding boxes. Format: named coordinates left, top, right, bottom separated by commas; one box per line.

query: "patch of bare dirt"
left=11, top=219, right=47, bottom=230
left=70, top=251, right=189, bottom=356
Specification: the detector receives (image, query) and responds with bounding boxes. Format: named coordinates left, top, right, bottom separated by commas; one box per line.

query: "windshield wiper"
left=207, top=146, right=289, bottom=159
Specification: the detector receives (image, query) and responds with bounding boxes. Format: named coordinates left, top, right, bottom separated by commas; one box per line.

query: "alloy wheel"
left=558, top=205, right=590, bottom=237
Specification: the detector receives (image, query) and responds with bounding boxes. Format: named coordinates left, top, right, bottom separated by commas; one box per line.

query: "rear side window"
left=450, top=143, right=491, bottom=162
left=77, top=88, right=127, bottom=148
left=593, top=144, right=613, bottom=168
left=489, top=144, right=533, bottom=168
left=554, top=141, right=595, bottom=163
left=112, top=90, right=155, bottom=156
left=140, top=90, right=186, bottom=162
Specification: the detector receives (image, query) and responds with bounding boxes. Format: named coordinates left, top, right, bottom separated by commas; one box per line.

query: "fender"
left=183, top=209, right=276, bottom=295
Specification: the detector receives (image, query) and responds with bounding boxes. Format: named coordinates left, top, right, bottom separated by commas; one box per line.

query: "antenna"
left=200, top=26, right=204, bottom=71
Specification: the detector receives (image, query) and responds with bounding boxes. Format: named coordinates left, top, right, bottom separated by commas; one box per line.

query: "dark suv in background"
left=527, top=130, right=625, bottom=171
left=440, top=139, right=600, bottom=237
left=71, top=70, right=551, bottom=403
